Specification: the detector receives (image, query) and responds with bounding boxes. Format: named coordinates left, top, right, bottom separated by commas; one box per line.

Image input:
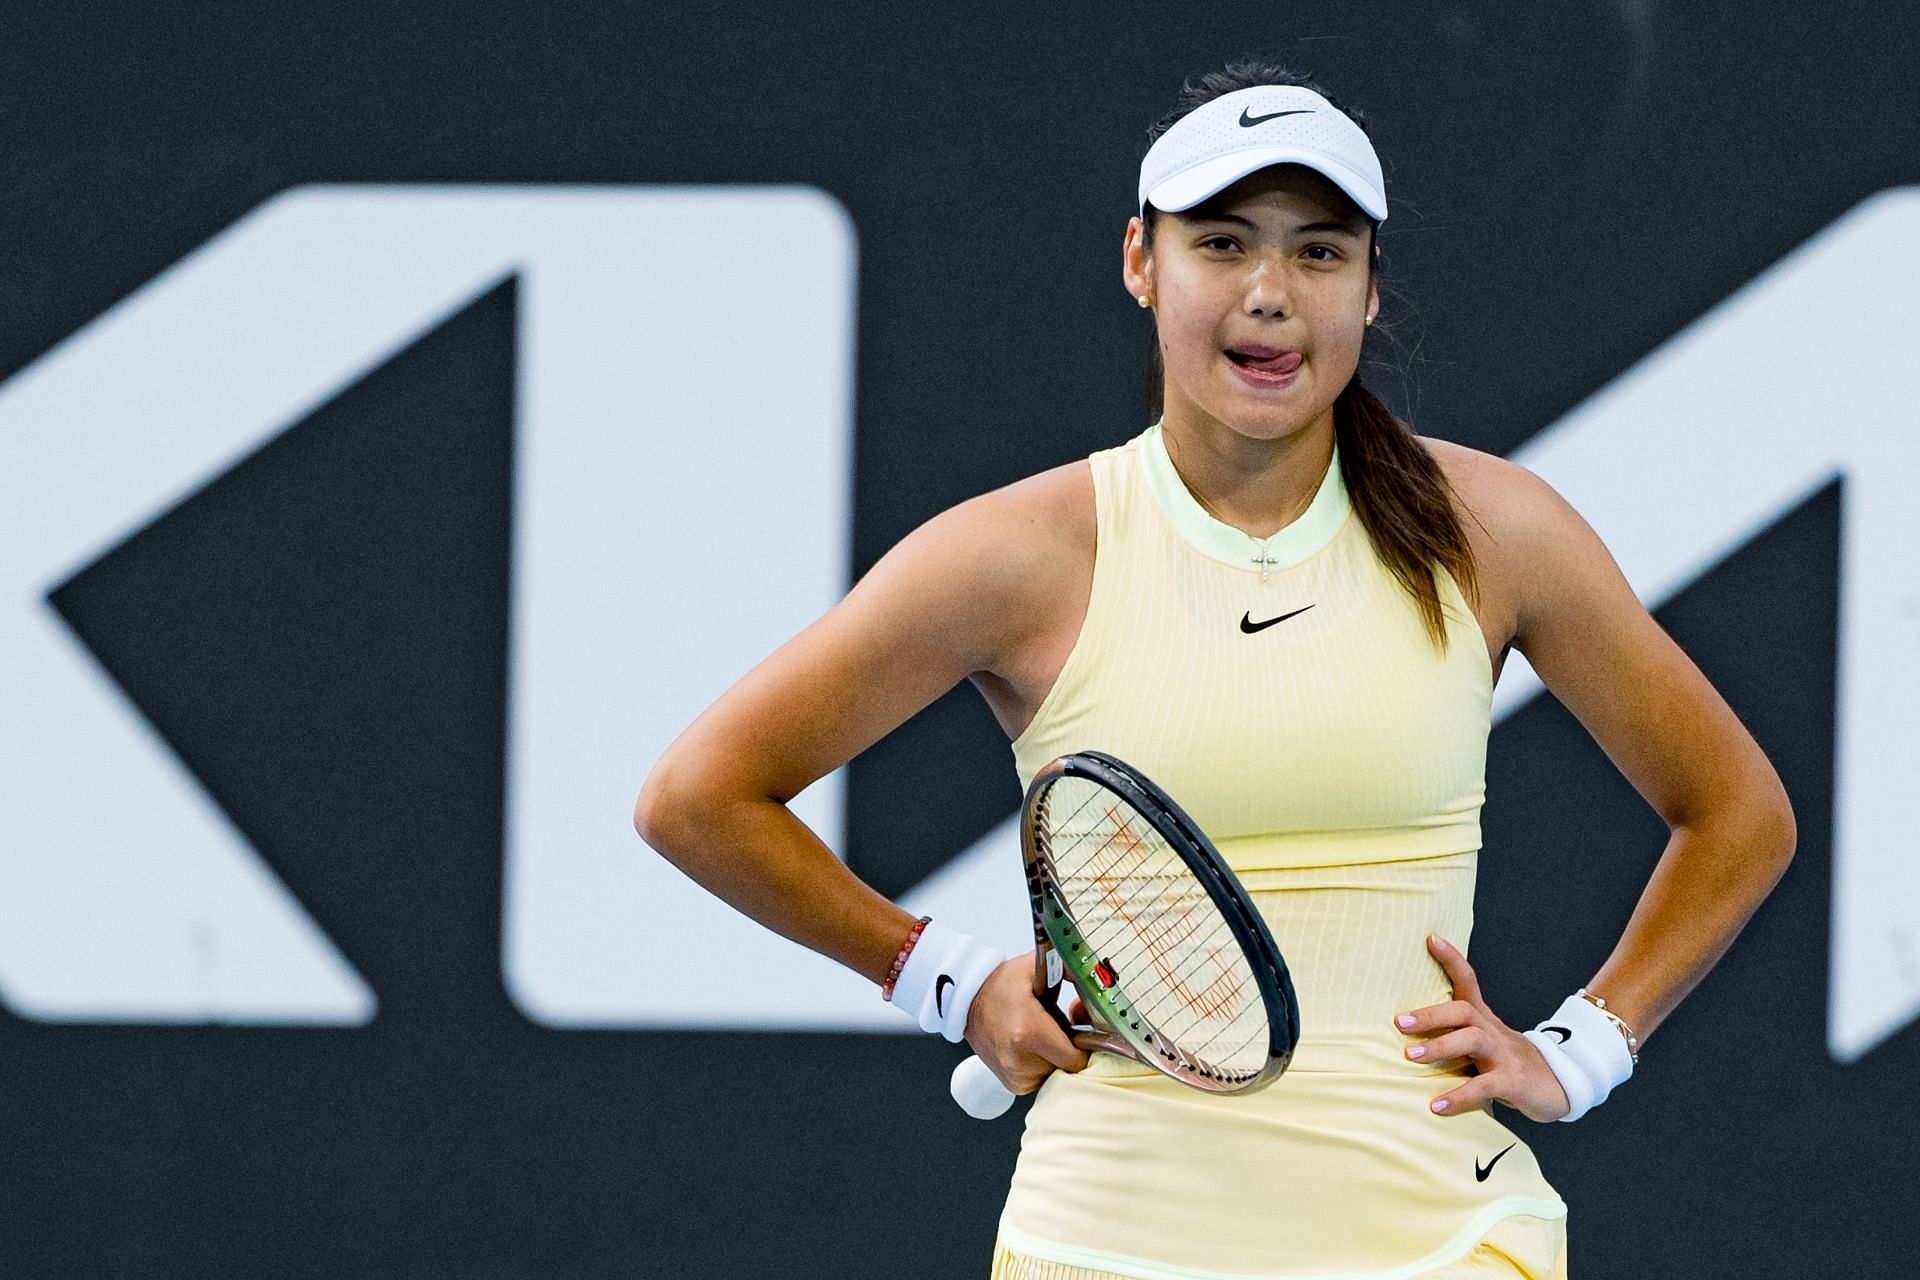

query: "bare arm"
left=1496, top=458, right=1798, bottom=1044
left=632, top=479, right=1061, bottom=990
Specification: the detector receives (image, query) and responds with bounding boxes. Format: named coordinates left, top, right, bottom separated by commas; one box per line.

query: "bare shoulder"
left=872, top=454, right=1092, bottom=674
left=1420, top=435, right=1643, bottom=652
left=1413, top=437, right=1605, bottom=660
left=952, top=455, right=1094, bottom=669
left=972, top=455, right=1095, bottom=571
left=1419, top=437, right=1793, bottom=838
left=1418, top=435, right=1540, bottom=539
left=634, top=455, right=1093, bottom=820
left=1417, top=435, right=1591, bottom=584
left=909, top=455, right=1094, bottom=741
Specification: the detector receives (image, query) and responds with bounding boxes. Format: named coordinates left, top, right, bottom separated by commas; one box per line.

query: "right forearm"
left=636, top=782, right=919, bottom=989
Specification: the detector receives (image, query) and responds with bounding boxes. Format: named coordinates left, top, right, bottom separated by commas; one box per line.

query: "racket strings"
left=1037, top=777, right=1272, bottom=1078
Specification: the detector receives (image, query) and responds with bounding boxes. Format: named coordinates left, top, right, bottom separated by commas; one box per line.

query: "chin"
left=1168, top=368, right=1330, bottom=439
left=1237, top=419, right=1313, bottom=442
left=1214, top=392, right=1322, bottom=439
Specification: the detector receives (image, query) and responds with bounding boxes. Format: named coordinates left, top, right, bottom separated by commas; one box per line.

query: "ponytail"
left=1333, top=379, right=1481, bottom=655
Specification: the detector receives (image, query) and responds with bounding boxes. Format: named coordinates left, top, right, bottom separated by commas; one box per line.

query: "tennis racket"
left=950, top=749, right=1299, bottom=1119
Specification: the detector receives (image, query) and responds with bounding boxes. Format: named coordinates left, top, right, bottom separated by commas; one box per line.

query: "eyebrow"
left=1186, top=211, right=1365, bottom=238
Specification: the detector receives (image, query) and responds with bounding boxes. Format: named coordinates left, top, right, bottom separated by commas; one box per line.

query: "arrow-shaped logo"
left=0, top=185, right=860, bottom=1027
left=1491, top=188, right=1920, bottom=1063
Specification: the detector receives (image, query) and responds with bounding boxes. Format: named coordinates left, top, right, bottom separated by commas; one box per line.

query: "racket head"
left=1020, top=750, right=1299, bottom=1096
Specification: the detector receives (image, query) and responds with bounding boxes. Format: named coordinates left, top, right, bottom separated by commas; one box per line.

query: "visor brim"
left=1142, top=147, right=1387, bottom=224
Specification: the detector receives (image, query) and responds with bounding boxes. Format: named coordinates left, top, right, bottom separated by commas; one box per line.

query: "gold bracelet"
left=1576, top=987, right=1641, bottom=1064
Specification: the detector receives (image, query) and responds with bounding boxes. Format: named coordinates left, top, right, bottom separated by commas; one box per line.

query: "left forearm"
left=1583, top=800, right=1796, bottom=1045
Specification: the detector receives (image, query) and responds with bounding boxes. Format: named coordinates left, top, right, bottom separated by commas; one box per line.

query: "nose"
left=1243, top=259, right=1291, bottom=318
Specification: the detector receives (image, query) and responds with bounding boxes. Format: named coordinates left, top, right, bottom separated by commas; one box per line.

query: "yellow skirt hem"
left=989, top=1205, right=1569, bottom=1280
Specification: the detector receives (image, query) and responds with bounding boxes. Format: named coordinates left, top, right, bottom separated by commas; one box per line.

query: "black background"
left=3, top=4, right=1916, bottom=1276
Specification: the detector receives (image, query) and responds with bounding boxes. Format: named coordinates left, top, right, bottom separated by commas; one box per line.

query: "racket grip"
left=950, top=1054, right=1016, bottom=1119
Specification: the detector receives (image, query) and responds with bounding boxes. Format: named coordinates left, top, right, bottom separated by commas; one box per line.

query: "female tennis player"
left=634, top=56, right=1797, bottom=1279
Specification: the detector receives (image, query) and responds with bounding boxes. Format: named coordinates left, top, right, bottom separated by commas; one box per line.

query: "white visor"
left=1138, top=84, right=1387, bottom=225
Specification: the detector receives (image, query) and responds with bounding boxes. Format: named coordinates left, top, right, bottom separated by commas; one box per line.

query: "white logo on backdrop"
left=0, top=186, right=1912, bottom=1061
left=0, top=184, right=862, bottom=1024
left=1490, top=187, right=1920, bottom=1063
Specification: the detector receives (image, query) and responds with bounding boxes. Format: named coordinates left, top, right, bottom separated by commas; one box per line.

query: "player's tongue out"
left=1227, top=346, right=1303, bottom=374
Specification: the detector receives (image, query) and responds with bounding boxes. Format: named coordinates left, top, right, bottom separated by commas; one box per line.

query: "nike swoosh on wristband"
left=1240, top=108, right=1313, bottom=127
left=1240, top=605, right=1314, bottom=633
left=935, top=973, right=954, bottom=1019
left=1475, top=1142, right=1517, bottom=1181
left=1544, top=1025, right=1571, bottom=1043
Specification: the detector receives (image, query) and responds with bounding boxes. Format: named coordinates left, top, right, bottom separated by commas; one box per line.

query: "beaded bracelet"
left=1576, top=986, right=1641, bottom=1064
left=880, top=915, right=933, bottom=1002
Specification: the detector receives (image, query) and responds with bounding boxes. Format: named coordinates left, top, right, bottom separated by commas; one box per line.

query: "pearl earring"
left=1138, top=294, right=1152, bottom=308
left=1365, top=313, right=1374, bottom=326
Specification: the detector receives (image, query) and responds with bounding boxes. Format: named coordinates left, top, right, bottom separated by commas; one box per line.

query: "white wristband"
left=888, top=919, right=1004, bottom=1043
left=1522, top=993, right=1636, bottom=1122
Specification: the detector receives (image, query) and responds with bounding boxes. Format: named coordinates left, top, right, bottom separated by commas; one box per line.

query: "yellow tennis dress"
left=991, top=420, right=1569, bottom=1279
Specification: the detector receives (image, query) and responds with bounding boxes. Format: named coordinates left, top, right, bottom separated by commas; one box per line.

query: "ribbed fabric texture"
left=1012, top=421, right=1492, bottom=873
left=995, top=422, right=1567, bottom=1279
left=991, top=1213, right=1570, bottom=1280
left=1010, top=420, right=1495, bottom=1075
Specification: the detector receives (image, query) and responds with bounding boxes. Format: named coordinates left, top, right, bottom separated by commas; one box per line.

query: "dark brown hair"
left=1140, top=57, right=1481, bottom=655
